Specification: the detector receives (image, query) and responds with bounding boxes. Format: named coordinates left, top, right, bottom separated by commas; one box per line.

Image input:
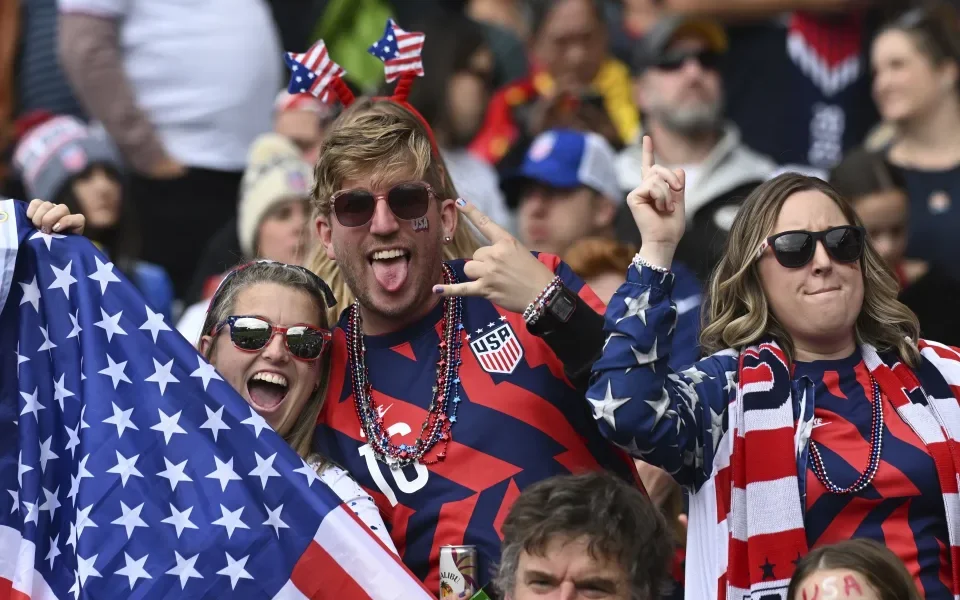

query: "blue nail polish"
left=455, top=198, right=466, bottom=207
left=433, top=286, right=442, bottom=294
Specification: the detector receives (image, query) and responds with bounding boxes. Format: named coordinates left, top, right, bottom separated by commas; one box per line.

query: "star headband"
left=283, top=19, right=438, bottom=154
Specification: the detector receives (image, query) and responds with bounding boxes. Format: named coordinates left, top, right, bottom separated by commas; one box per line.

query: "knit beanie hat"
left=237, top=133, right=314, bottom=258
left=12, top=115, right=122, bottom=201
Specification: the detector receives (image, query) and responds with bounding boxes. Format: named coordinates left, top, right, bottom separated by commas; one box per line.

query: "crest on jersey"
left=469, top=322, right=524, bottom=374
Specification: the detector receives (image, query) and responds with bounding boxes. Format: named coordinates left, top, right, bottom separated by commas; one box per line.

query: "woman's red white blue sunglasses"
left=211, top=315, right=332, bottom=361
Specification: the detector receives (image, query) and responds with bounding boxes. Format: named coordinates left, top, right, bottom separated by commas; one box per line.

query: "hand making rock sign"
left=432, top=198, right=558, bottom=314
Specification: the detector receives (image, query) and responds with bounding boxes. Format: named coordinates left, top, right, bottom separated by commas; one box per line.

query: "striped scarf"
left=698, top=339, right=960, bottom=599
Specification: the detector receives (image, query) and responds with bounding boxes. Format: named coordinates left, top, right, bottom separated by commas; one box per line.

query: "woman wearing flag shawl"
left=589, top=136, right=960, bottom=600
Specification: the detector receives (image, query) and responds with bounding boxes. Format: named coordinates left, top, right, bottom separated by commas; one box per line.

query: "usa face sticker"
left=412, top=216, right=429, bottom=231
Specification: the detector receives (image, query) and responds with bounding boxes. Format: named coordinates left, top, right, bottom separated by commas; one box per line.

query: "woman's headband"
left=283, top=19, right=439, bottom=155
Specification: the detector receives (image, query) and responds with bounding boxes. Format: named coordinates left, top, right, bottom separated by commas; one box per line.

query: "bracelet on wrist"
left=632, top=253, right=670, bottom=273
left=523, top=275, right=563, bottom=326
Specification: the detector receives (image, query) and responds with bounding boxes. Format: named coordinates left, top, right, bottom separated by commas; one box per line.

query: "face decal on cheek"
left=412, top=216, right=429, bottom=232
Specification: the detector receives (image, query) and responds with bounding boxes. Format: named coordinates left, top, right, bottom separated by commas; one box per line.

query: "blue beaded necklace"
left=809, top=373, right=884, bottom=494
left=347, top=264, right=464, bottom=469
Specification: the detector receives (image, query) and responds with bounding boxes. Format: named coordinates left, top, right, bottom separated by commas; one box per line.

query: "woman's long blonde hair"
left=700, top=173, right=921, bottom=366
left=307, top=98, right=483, bottom=325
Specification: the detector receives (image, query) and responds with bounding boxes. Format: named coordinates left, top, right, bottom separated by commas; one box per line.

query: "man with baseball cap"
left=616, top=15, right=776, bottom=281
left=503, top=128, right=624, bottom=258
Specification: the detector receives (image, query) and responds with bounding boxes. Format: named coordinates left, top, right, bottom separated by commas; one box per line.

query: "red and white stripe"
left=288, top=41, right=345, bottom=103
left=0, top=525, right=57, bottom=600
left=274, top=504, right=434, bottom=599
left=383, top=24, right=424, bottom=83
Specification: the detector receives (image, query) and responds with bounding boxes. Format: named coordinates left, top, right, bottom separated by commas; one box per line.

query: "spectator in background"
left=469, top=0, right=638, bottom=170
left=493, top=471, right=673, bottom=600
left=406, top=10, right=514, bottom=235
left=12, top=113, right=174, bottom=321
left=617, top=15, right=776, bottom=282
left=871, top=5, right=960, bottom=283
left=57, top=0, right=283, bottom=299
left=788, top=539, right=922, bottom=600
left=177, top=134, right=314, bottom=345
left=273, top=91, right=334, bottom=166
left=563, top=237, right=702, bottom=378
left=830, top=148, right=960, bottom=346
left=503, top=129, right=623, bottom=257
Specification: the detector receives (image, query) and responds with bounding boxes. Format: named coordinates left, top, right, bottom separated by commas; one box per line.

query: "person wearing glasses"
left=308, top=98, right=639, bottom=595
left=589, top=136, right=960, bottom=600
left=615, top=14, right=776, bottom=282
left=197, top=259, right=397, bottom=553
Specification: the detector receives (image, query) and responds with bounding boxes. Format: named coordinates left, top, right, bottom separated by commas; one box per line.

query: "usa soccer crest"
left=60, top=145, right=88, bottom=173
left=469, top=322, right=524, bottom=374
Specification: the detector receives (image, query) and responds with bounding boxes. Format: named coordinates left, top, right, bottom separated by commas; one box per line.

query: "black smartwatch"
left=544, top=285, right=577, bottom=323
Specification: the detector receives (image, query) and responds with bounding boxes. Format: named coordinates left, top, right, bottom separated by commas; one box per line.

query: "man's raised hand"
left=432, top=199, right=556, bottom=314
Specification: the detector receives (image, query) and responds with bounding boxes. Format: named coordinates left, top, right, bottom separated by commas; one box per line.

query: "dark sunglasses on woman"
left=211, top=316, right=332, bottom=361
left=756, top=225, right=866, bottom=268
left=331, top=181, right=436, bottom=227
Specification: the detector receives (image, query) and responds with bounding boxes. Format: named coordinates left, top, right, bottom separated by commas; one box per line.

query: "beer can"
left=439, top=545, right=478, bottom=599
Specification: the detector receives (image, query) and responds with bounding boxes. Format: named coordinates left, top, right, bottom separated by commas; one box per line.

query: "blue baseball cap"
left=502, top=129, right=622, bottom=208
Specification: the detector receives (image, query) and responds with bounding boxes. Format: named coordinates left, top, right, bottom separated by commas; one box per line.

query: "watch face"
left=550, top=293, right=576, bottom=322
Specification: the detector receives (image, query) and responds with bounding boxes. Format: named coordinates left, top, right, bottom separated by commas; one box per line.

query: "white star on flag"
left=106, top=450, right=143, bottom=487
left=240, top=406, right=270, bottom=438
left=157, top=457, right=192, bottom=492
left=38, top=436, right=59, bottom=472
left=217, top=553, right=253, bottom=589
left=211, top=504, right=249, bottom=539
left=199, top=405, right=230, bottom=441
left=162, top=504, right=199, bottom=539
left=67, top=309, right=82, bottom=339
left=139, top=305, right=171, bottom=342
left=145, top=358, right=179, bottom=395
left=94, top=307, right=126, bottom=342
left=48, top=260, right=77, bottom=299
left=190, top=356, right=223, bottom=390
left=151, top=408, right=187, bottom=444
left=99, top=353, right=131, bottom=389
left=18, top=276, right=41, bottom=311
left=111, top=502, right=149, bottom=539
left=206, top=456, right=242, bottom=492
left=37, top=325, right=57, bottom=352
left=29, top=229, right=66, bottom=250
left=114, top=552, right=151, bottom=589
left=88, top=255, right=120, bottom=293
left=248, top=453, right=281, bottom=489
left=53, top=374, right=75, bottom=410
left=102, top=402, right=139, bottom=438
left=166, top=552, right=203, bottom=588
left=20, top=387, right=45, bottom=420
left=263, top=503, right=290, bottom=537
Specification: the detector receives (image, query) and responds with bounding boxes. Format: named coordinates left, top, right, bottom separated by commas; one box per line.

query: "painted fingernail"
left=433, top=286, right=443, bottom=294
left=455, top=198, right=466, bottom=207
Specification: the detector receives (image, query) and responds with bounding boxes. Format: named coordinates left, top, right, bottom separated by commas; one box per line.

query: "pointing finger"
left=650, top=165, right=682, bottom=191
left=641, top=135, right=654, bottom=172
left=456, top=198, right=514, bottom=244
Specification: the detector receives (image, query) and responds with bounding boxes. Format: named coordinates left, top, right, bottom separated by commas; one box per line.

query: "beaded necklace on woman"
left=345, top=264, right=465, bottom=469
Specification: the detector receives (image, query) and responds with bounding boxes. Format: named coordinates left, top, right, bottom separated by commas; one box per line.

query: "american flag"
left=0, top=199, right=433, bottom=599
left=367, top=19, right=425, bottom=83
left=284, top=40, right=345, bottom=105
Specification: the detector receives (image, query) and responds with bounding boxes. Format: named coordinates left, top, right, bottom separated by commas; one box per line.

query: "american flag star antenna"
left=284, top=39, right=353, bottom=106
left=0, top=198, right=430, bottom=599
left=368, top=19, right=425, bottom=83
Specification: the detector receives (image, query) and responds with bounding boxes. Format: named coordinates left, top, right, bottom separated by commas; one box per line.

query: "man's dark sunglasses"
left=756, top=225, right=866, bottom=268
left=655, top=49, right=722, bottom=72
left=331, top=181, right=435, bottom=228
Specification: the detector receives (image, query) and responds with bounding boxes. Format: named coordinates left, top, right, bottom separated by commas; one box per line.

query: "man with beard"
left=309, top=98, right=640, bottom=597
left=615, top=16, right=777, bottom=280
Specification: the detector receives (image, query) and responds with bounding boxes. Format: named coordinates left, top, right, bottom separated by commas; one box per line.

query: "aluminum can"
left=439, top=545, right=478, bottom=599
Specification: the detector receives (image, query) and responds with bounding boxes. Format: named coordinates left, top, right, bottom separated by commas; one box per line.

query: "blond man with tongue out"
left=308, top=98, right=642, bottom=596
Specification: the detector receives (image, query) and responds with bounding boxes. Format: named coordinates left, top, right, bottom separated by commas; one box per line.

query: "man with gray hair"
left=494, top=471, right=673, bottom=600
left=616, top=15, right=777, bottom=281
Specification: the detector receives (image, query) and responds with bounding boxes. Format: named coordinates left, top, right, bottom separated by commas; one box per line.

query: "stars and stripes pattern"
left=367, top=19, right=425, bottom=83
left=284, top=40, right=345, bottom=104
left=588, top=262, right=960, bottom=600
left=0, top=199, right=433, bottom=599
